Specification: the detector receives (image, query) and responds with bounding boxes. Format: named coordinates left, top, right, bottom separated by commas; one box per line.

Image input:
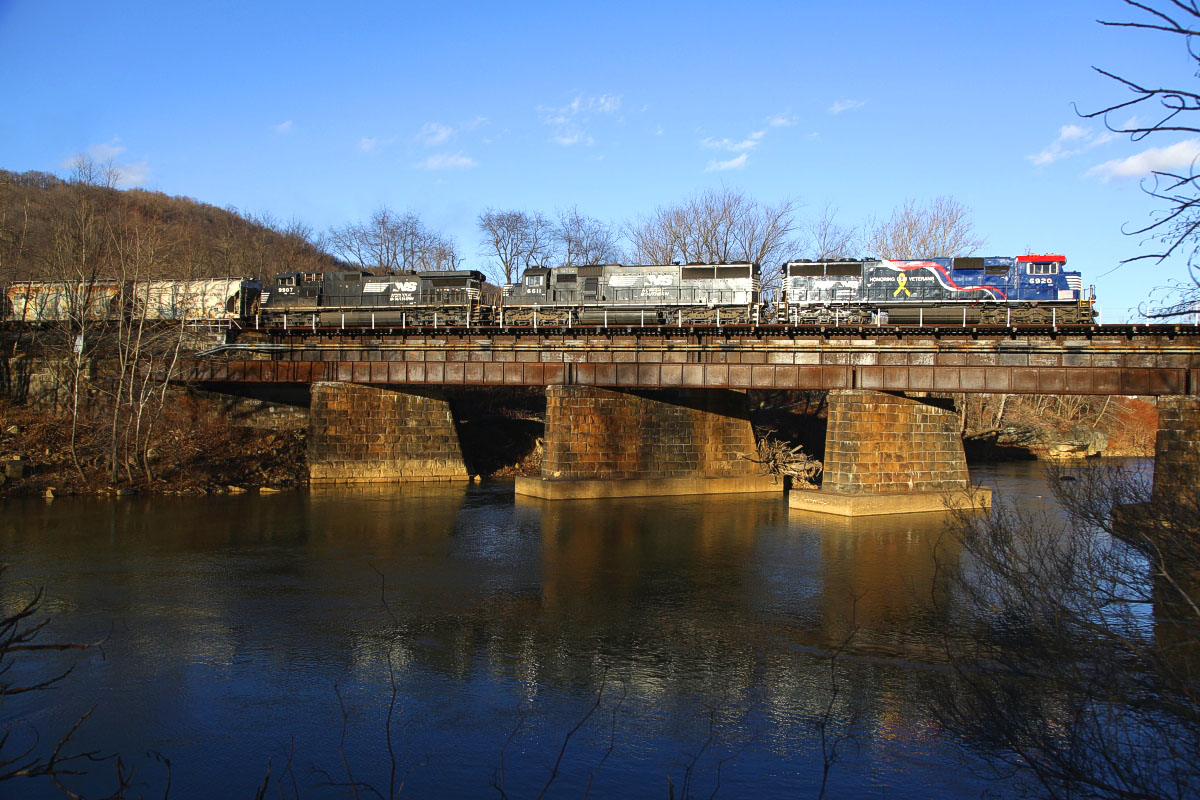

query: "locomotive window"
left=1027, top=263, right=1060, bottom=275
left=716, top=266, right=750, bottom=278
left=682, top=267, right=715, bottom=280
left=789, top=264, right=824, bottom=277
left=556, top=273, right=577, bottom=283
left=303, top=273, right=321, bottom=282
left=824, top=263, right=863, bottom=277
left=526, top=275, right=544, bottom=286
left=279, top=276, right=296, bottom=286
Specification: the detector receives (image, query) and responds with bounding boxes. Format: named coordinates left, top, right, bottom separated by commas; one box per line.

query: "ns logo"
left=645, top=273, right=675, bottom=287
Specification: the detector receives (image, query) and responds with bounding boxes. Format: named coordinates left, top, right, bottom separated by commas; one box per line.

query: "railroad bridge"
left=186, top=323, right=1200, bottom=514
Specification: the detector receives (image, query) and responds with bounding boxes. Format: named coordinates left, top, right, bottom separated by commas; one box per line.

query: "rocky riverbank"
left=0, top=398, right=309, bottom=498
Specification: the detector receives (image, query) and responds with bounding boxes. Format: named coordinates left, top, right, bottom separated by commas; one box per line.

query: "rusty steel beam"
left=183, top=328, right=1200, bottom=396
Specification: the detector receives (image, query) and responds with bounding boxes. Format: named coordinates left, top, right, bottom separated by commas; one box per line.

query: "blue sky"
left=0, top=0, right=1192, bottom=322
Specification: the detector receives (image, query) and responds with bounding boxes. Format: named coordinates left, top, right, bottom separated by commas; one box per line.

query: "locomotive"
left=779, top=255, right=1094, bottom=325
left=258, top=269, right=495, bottom=327
left=501, top=261, right=760, bottom=325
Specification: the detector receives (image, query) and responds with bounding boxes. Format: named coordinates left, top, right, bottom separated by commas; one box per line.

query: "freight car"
left=779, top=255, right=1094, bottom=325
left=3, top=278, right=261, bottom=324
left=258, top=269, right=495, bottom=327
left=501, top=261, right=760, bottom=325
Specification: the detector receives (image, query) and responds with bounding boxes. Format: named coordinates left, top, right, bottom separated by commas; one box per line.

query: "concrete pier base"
left=793, top=390, right=990, bottom=517
left=789, top=486, right=992, bottom=517
left=515, top=474, right=780, bottom=500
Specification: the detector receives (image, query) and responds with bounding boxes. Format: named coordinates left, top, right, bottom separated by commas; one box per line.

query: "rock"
left=114, top=487, right=136, bottom=496
left=4, top=425, right=20, bottom=434
left=226, top=485, right=247, bottom=494
left=44, top=487, right=55, bottom=499
left=4, top=459, right=25, bottom=480
left=259, top=486, right=283, bottom=494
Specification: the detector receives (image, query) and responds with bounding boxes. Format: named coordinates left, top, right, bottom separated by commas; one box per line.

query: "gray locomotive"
left=502, top=262, right=760, bottom=325
left=259, top=269, right=495, bottom=327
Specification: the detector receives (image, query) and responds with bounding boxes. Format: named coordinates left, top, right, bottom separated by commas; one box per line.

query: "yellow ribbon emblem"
left=894, top=274, right=911, bottom=297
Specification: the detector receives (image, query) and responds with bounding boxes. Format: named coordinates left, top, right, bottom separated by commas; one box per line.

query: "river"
left=0, top=462, right=1098, bottom=798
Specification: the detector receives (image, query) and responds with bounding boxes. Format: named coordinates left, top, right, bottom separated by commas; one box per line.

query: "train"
left=2, top=254, right=1095, bottom=329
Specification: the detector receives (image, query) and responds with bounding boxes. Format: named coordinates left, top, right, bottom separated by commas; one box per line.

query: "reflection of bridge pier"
left=791, top=390, right=991, bottom=516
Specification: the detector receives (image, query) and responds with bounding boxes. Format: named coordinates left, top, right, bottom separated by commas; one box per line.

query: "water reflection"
left=0, top=483, right=1015, bottom=799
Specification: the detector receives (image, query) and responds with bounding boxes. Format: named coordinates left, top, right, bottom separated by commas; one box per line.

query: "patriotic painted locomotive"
left=779, top=255, right=1093, bottom=325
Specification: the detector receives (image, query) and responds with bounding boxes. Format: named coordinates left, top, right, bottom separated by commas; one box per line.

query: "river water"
left=0, top=462, right=1095, bottom=799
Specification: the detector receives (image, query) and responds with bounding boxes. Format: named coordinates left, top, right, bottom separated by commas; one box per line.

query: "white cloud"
left=593, top=94, right=621, bottom=113
left=538, top=93, right=622, bottom=146
left=1029, top=124, right=1118, bottom=165
left=60, top=139, right=149, bottom=186
left=114, top=161, right=150, bottom=187
left=419, top=122, right=454, bottom=146
left=274, top=120, right=293, bottom=134
left=1058, top=124, right=1089, bottom=142
left=414, top=152, right=477, bottom=170
left=767, top=113, right=798, bottom=128
left=552, top=131, right=593, bottom=147
left=828, top=99, right=865, bottom=114
left=86, top=137, right=125, bottom=161
left=701, top=135, right=761, bottom=152
left=1087, top=138, right=1200, bottom=181
left=705, top=153, right=748, bottom=172
left=358, top=136, right=397, bottom=154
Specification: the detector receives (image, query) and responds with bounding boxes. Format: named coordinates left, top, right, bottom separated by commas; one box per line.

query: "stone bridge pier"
left=791, top=389, right=992, bottom=516
left=1153, top=396, right=1200, bottom=503
left=307, top=381, right=468, bottom=483
left=514, top=385, right=778, bottom=499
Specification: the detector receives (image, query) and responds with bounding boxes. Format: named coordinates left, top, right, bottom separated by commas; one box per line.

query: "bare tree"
left=801, top=202, right=859, bottom=260
left=626, top=187, right=798, bottom=287
left=1081, top=1, right=1200, bottom=318
left=555, top=206, right=623, bottom=267
left=866, top=196, right=984, bottom=259
left=933, top=461, right=1200, bottom=800
left=330, top=206, right=460, bottom=273
left=477, top=209, right=555, bottom=284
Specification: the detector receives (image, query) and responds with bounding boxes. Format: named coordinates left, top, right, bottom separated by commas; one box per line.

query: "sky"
left=0, top=0, right=1194, bottom=322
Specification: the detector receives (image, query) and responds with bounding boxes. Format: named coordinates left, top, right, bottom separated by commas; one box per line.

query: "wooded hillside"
left=0, top=167, right=338, bottom=284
